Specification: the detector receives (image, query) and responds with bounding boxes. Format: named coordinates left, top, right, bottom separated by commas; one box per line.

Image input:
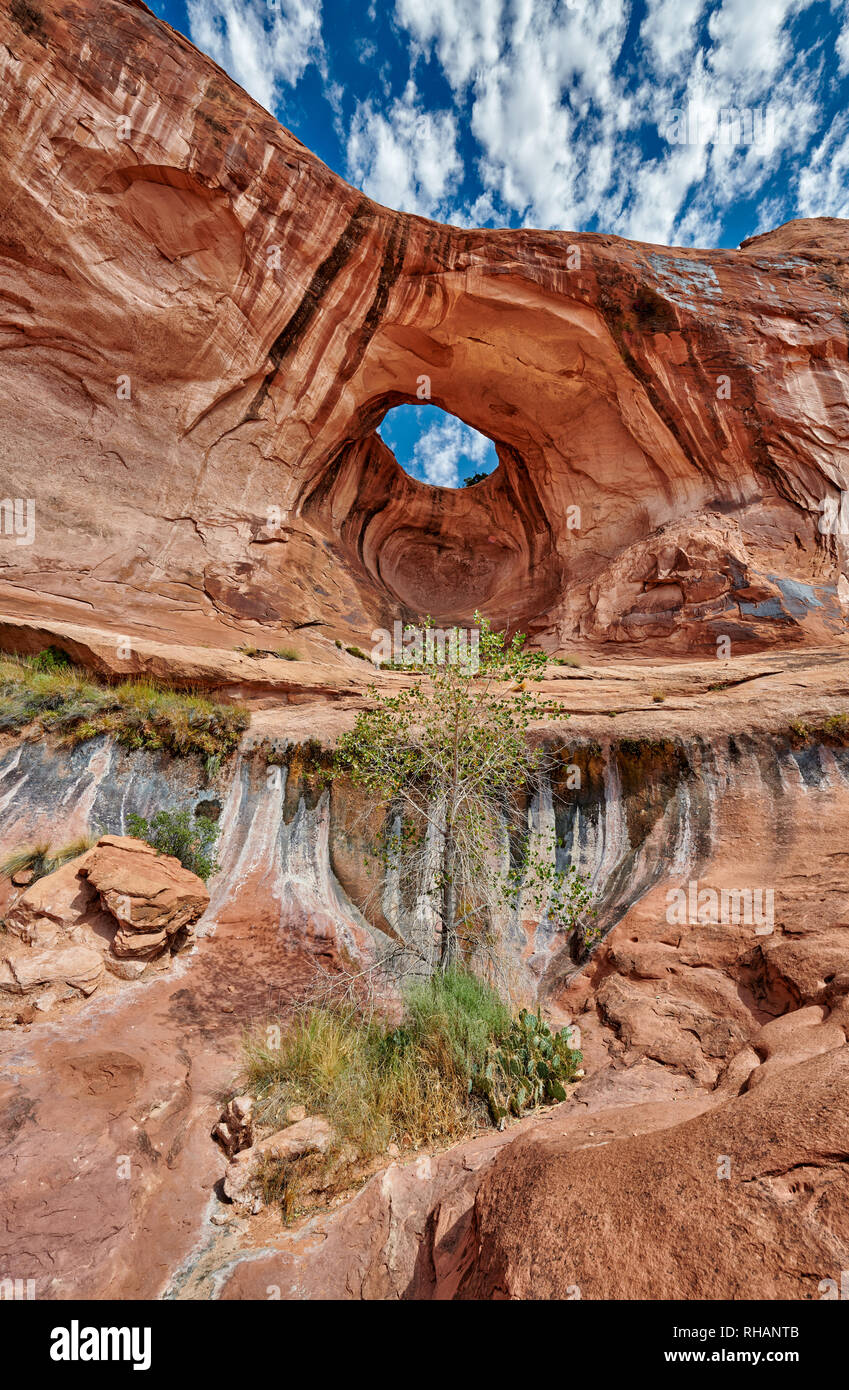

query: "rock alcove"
left=299, top=395, right=564, bottom=629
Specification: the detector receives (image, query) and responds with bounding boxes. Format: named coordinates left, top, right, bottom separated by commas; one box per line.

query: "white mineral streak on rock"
left=59, top=737, right=113, bottom=833
left=201, top=757, right=283, bottom=935
left=591, top=751, right=627, bottom=894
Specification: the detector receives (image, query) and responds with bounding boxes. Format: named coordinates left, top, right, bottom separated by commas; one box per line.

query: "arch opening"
left=300, top=401, right=560, bottom=631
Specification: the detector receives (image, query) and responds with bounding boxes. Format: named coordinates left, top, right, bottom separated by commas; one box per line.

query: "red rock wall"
left=1, top=0, right=848, bottom=654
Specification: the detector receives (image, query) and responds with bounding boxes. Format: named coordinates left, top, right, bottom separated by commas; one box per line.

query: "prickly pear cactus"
left=475, top=1007, right=582, bottom=1124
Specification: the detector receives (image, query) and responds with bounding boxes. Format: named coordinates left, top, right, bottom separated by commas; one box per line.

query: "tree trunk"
left=440, top=830, right=456, bottom=970
left=441, top=723, right=461, bottom=970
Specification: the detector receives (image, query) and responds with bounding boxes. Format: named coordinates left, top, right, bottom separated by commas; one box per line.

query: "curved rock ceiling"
left=1, top=0, right=848, bottom=653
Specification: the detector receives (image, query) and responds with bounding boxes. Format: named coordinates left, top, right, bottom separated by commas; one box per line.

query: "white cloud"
left=641, top=0, right=707, bottom=71
left=837, top=0, right=849, bottom=74
left=346, top=81, right=463, bottom=218
left=448, top=189, right=506, bottom=228
left=406, top=415, right=494, bottom=488
left=797, top=113, right=849, bottom=218
left=469, top=0, right=630, bottom=229
left=388, top=0, right=834, bottom=247
left=186, top=0, right=323, bottom=114
left=706, top=0, right=802, bottom=82
left=394, top=0, right=504, bottom=92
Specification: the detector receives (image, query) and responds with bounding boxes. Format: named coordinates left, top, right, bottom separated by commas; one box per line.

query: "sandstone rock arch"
left=0, top=0, right=847, bottom=655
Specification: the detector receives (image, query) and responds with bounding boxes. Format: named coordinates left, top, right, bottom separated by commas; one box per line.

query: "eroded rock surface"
left=452, top=1047, right=849, bottom=1300
left=1, top=0, right=849, bottom=1305
left=81, top=835, right=208, bottom=958
left=0, top=0, right=848, bottom=659
left=223, top=1116, right=335, bottom=1215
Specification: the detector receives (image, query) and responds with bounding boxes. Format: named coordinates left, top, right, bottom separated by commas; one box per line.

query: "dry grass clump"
left=241, top=970, right=583, bottom=1221
left=245, top=970, right=510, bottom=1160
left=0, top=834, right=97, bottom=884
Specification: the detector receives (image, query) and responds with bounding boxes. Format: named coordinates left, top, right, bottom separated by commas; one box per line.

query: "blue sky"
left=378, top=404, right=499, bottom=487
left=149, top=0, right=849, bottom=485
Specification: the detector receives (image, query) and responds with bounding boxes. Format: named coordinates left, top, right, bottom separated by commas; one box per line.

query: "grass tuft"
left=0, top=651, right=249, bottom=766
left=241, top=971, right=580, bottom=1220
left=0, top=833, right=97, bottom=884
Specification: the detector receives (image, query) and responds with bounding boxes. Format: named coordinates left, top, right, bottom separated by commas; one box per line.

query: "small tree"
left=334, top=614, right=597, bottom=976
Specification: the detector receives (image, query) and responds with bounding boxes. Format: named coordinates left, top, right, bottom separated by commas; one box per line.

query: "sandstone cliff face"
left=1, top=0, right=848, bottom=657
left=2, top=0, right=849, bottom=1306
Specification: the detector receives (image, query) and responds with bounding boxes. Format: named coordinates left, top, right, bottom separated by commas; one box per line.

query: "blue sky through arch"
left=378, top=405, right=499, bottom=489
left=152, top=1, right=849, bottom=251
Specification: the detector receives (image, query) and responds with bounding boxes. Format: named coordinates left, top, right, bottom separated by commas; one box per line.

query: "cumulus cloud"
left=346, top=81, right=463, bottom=218
left=389, top=0, right=837, bottom=247
left=706, top=0, right=801, bottom=81
left=186, top=0, right=323, bottom=114
left=395, top=0, right=504, bottom=93
left=469, top=0, right=630, bottom=230
left=797, top=114, right=849, bottom=219
left=641, top=0, right=707, bottom=72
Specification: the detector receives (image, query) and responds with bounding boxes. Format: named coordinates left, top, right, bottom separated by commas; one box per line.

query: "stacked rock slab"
left=80, top=835, right=208, bottom=959
left=0, top=836, right=209, bottom=1018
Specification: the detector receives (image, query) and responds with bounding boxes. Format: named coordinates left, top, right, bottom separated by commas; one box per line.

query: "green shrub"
left=274, top=648, right=300, bottom=661
left=242, top=971, right=579, bottom=1220
left=345, top=645, right=369, bottom=661
left=789, top=713, right=849, bottom=747
left=29, top=646, right=73, bottom=672
left=126, top=808, right=220, bottom=881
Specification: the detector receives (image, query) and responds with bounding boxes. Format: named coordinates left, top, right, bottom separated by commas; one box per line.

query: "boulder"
left=4, top=853, right=102, bottom=946
left=0, top=945, right=104, bottom=997
left=452, top=1047, right=849, bottom=1300
left=80, top=836, right=209, bottom=957
left=0, top=836, right=208, bottom=1015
